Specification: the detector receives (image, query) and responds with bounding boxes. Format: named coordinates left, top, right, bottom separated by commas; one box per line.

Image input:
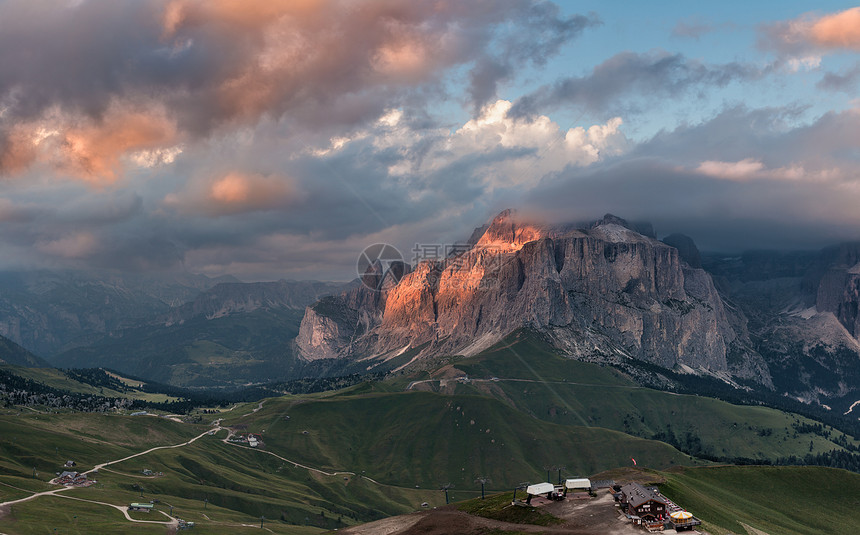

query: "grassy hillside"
left=3, top=332, right=860, bottom=534
left=440, top=333, right=859, bottom=461
left=218, top=389, right=696, bottom=491
left=0, top=409, right=440, bottom=534
left=457, top=491, right=562, bottom=526
left=0, top=412, right=205, bottom=481
left=0, top=335, right=50, bottom=368
left=0, top=401, right=486, bottom=533
left=660, top=465, right=860, bottom=535
left=100, top=433, right=436, bottom=527
left=2, top=383, right=859, bottom=533
left=1, top=365, right=108, bottom=395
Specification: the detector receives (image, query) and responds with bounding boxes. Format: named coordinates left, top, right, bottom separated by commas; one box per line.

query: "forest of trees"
left=0, top=366, right=389, bottom=415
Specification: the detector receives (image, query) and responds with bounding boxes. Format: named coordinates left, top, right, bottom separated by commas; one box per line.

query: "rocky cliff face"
left=704, top=246, right=860, bottom=409
left=296, top=211, right=769, bottom=384
left=813, top=243, right=860, bottom=338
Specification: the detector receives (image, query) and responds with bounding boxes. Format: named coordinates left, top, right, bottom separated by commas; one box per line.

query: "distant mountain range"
left=704, top=246, right=860, bottom=409
left=0, top=270, right=239, bottom=356
left=1, top=211, right=859, bottom=411
left=0, top=272, right=352, bottom=386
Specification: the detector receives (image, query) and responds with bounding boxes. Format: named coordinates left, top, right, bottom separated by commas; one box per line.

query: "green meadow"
left=660, top=465, right=860, bottom=535
left=1, top=334, right=859, bottom=533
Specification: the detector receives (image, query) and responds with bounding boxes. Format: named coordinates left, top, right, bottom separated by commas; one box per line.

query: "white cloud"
left=129, top=145, right=184, bottom=168
left=423, top=100, right=627, bottom=189
left=786, top=55, right=821, bottom=73
left=319, top=100, right=628, bottom=191
left=696, top=158, right=766, bottom=180
left=695, top=158, right=840, bottom=183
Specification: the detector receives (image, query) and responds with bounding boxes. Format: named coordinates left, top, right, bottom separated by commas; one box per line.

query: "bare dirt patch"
left=589, top=467, right=666, bottom=486
left=338, top=512, right=424, bottom=535
left=337, top=491, right=705, bottom=535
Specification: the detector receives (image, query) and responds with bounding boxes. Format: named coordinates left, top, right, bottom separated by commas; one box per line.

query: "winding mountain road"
left=82, top=427, right=216, bottom=477
left=55, top=494, right=179, bottom=527
left=0, top=400, right=419, bottom=531
left=0, top=427, right=216, bottom=513
left=221, top=428, right=358, bottom=479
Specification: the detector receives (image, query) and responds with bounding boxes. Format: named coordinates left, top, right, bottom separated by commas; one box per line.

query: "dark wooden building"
left=620, top=482, right=667, bottom=527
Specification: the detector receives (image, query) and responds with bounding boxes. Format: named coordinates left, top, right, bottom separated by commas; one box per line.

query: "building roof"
left=526, top=482, right=555, bottom=495
left=590, top=479, right=616, bottom=489
left=564, top=478, right=591, bottom=489
left=621, top=482, right=666, bottom=508
left=130, top=503, right=153, bottom=508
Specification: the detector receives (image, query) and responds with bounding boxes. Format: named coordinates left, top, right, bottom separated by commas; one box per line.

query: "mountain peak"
left=591, top=214, right=656, bottom=240
left=475, top=209, right=545, bottom=252
left=662, top=234, right=702, bottom=268
left=593, top=213, right=629, bottom=228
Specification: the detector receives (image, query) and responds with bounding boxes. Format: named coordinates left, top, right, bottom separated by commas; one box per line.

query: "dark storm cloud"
left=518, top=106, right=860, bottom=252
left=633, top=105, right=860, bottom=169
left=54, top=193, right=144, bottom=226
left=0, top=0, right=603, bottom=278
left=0, top=188, right=177, bottom=271
left=0, top=0, right=596, bottom=182
left=509, top=51, right=763, bottom=118
left=523, top=159, right=860, bottom=252
left=90, top=233, right=185, bottom=272
left=0, top=1, right=164, bottom=121
left=466, top=6, right=600, bottom=112
left=1, top=1, right=858, bottom=281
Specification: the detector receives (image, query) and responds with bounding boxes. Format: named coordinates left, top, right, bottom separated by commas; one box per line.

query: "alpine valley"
left=2, top=211, right=860, bottom=535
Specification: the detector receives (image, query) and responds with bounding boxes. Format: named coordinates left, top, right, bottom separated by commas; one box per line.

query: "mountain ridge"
left=296, top=210, right=771, bottom=386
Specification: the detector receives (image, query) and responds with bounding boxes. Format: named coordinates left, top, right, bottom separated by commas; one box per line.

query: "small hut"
left=525, top=482, right=555, bottom=504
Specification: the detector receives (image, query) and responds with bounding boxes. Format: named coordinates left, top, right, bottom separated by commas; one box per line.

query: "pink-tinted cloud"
left=0, top=0, right=591, bottom=183
left=2, top=104, right=179, bottom=185
left=693, top=158, right=837, bottom=182
left=36, top=232, right=99, bottom=259
left=810, top=7, right=860, bottom=50
left=695, top=158, right=765, bottom=180
left=762, top=7, right=860, bottom=55
left=58, top=108, right=179, bottom=184
left=164, top=171, right=303, bottom=216
left=0, top=125, right=38, bottom=175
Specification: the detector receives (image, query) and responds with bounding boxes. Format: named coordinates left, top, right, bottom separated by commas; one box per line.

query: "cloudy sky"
left=1, top=1, right=859, bottom=281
